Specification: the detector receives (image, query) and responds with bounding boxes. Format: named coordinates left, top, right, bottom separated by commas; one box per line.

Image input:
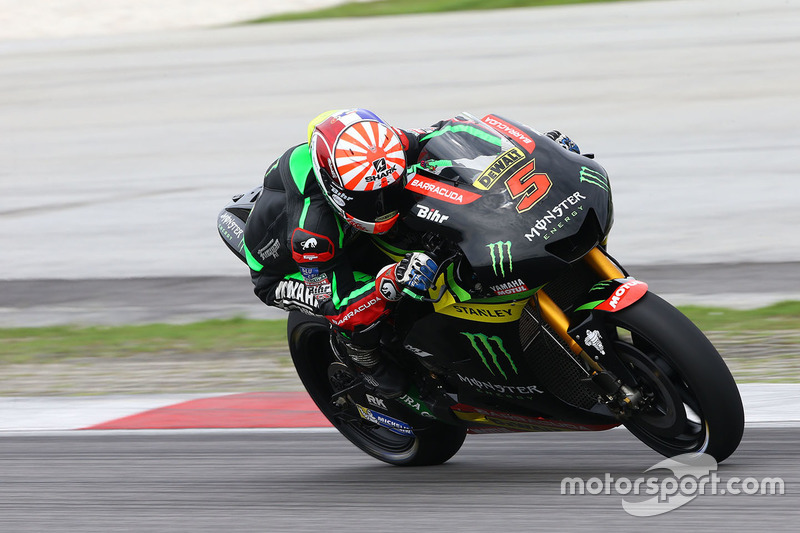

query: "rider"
left=242, top=109, right=440, bottom=398
left=242, top=109, right=580, bottom=399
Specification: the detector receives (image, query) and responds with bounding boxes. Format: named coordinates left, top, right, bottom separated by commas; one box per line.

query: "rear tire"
left=607, top=293, right=744, bottom=463
left=287, top=312, right=467, bottom=466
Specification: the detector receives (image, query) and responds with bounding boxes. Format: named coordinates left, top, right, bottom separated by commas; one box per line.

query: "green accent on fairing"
left=576, top=300, right=605, bottom=311
left=371, top=236, right=419, bottom=256
left=298, top=197, right=311, bottom=229
left=461, top=332, right=517, bottom=380
left=446, top=263, right=472, bottom=302
left=579, top=166, right=609, bottom=192
left=331, top=272, right=375, bottom=309
left=243, top=237, right=264, bottom=272
left=289, top=144, right=313, bottom=194
left=590, top=280, right=613, bottom=291
left=369, top=236, right=423, bottom=263
left=422, top=125, right=503, bottom=147
left=487, top=241, right=513, bottom=277
left=402, top=288, right=425, bottom=301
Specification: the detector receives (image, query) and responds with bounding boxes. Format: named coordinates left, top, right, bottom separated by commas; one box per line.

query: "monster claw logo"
left=461, top=332, right=517, bottom=379
left=487, top=241, right=513, bottom=277
left=579, top=166, right=609, bottom=192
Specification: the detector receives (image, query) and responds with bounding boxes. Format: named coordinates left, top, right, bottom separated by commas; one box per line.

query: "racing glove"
left=375, top=252, right=438, bottom=301
left=546, top=130, right=581, bottom=154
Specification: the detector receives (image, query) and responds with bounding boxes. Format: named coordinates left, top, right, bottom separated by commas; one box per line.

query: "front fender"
left=575, top=277, right=649, bottom=313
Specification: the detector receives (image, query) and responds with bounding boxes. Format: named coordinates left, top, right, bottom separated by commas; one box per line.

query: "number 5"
left=505, top=161, right=552, bottom=213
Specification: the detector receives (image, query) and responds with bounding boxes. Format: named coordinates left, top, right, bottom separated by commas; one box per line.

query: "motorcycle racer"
left=241, top=108, right=580, bottom=398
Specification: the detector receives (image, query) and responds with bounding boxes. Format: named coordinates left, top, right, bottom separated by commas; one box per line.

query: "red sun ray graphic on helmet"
left=333, top=121, right=405, bottom=192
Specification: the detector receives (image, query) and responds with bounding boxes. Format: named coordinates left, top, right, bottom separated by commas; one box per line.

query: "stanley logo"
left=474, top=148, right=526, bottom=190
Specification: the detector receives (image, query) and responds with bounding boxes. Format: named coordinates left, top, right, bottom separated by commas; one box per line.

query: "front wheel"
left=287, top=312, right=467, bottom=466
left=605, top=293, right=744, bottom=463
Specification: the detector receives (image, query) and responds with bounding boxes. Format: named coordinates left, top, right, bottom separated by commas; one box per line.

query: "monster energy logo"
left=579, top=166, right=609, bottom=192
left=461, top=332, right=518, bottom=379
left=487, top=241, right=513, bottom=277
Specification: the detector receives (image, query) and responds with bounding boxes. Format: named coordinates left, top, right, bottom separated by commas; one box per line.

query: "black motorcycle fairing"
left=398, top=303, right=619, bottom=426
left=402, top=113, right=613, bottom=295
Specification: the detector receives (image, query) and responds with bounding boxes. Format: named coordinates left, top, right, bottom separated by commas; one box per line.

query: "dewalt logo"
left=461, top=332, right=518, bottom=379
left=474, top=148, right=526, bottom=190
left=487, top=240, right=513, bottom=277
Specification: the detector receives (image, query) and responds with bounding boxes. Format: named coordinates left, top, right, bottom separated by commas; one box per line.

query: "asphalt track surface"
left=0, top=429, right=797, bottom=532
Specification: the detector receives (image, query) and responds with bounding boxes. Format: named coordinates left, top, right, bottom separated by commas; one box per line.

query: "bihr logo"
left=461, top=332, right=517, bottom=380
left=416, top=205, right=450, bottom=223
left=487, top=241, right=513, bottom=277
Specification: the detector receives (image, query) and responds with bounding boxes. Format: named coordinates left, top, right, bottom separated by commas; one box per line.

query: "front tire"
left=606, top=293, right=744, bottom=463
left=287, top=312, right=467, bottom=466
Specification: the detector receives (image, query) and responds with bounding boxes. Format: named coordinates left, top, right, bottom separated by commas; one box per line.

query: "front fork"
left=534, top=247, right=644, bottom=410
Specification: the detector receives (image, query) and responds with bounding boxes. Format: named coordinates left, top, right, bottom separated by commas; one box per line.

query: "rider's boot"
left=342, top=341, right=409, bottom=399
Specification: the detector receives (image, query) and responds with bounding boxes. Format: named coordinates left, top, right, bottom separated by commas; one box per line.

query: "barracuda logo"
left=579, top=166, right=609, bottom=192
left=487, top=241, right=513, bottom=277
left=461, top=332, right=517, bottom=379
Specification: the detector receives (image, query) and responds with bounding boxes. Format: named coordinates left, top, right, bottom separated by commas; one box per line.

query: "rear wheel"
left=287, top=312, right=467, bottom=466
left=606, top=293, right=744, bottom=462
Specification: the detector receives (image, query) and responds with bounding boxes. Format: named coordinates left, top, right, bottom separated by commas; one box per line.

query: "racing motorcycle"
left=218, top=113, right=744, bottom=466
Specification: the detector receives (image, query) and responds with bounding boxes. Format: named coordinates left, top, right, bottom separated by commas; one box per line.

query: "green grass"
left=248, top=0, right=638, bottom=23
left=679, top=301, right=800, bottom=333
left=0, top=318, right=287, bottom=364
left=0, top=302, right=797, bottom=365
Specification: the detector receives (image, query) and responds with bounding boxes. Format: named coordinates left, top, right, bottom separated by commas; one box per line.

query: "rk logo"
left=487, top=240, right=513, bottom=277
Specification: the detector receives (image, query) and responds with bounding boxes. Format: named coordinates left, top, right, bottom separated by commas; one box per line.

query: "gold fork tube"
left=536, top=290, right=603, bottom=372
left=584, top=247, right=624, bottom=279
left=533, top=247, right=625, bottom=373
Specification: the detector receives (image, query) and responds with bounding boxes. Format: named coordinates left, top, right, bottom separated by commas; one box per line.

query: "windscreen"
left=410, top=113, right=517, bottom=185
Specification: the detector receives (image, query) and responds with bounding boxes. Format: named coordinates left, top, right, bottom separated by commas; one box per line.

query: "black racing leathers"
left=242, top=117, right=507, bottom=333
left=243, top=133, right=422, bottom=333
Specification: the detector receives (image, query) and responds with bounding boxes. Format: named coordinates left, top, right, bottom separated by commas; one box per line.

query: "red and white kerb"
left=333, top=121, right=406, bottom=192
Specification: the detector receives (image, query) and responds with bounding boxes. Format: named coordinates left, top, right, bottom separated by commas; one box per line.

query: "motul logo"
left=608, top=280, right=644, bottom=308
left=597, top=279, right=648, bottom=312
